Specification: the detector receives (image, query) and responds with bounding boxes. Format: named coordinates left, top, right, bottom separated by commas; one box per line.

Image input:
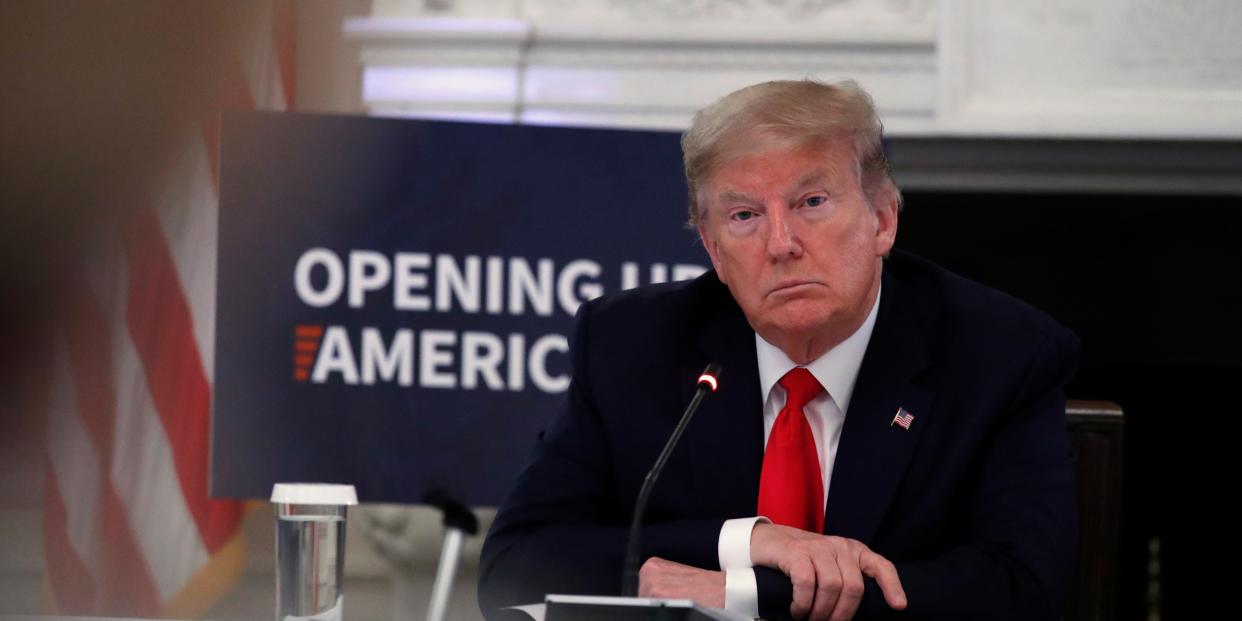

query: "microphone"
left=621, top=362, right=723, bottom=597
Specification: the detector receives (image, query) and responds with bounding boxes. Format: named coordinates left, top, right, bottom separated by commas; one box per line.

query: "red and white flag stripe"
left=43, top=2, right=296, bottom=616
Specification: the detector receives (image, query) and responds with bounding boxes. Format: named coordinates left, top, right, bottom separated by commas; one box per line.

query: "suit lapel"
left=824, top=268, right=935, bottom=544
left=684, top=277, right=766, bottom=519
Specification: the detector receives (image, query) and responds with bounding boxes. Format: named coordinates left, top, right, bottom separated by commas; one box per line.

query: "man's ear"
left=698, top=224, right=726, bottom=282
left=872, top=189, right=899, bottom=257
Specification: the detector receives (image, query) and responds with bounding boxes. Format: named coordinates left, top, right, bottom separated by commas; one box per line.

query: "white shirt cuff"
left=724, top=568, right=760, bottom=618
left=718, top=516, right=770, bottom=569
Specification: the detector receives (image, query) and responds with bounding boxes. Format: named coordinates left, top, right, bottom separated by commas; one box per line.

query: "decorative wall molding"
left=347, top=0, right=1242, bottom=192
left=888, top=137, right=1242, bottom=196
left=373, top=0, right=935, bottom=24
left=348, top=0, right=938, bottom=129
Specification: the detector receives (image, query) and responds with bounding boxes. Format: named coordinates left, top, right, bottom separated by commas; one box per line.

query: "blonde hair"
left=681, top=79, right=901, bottom=226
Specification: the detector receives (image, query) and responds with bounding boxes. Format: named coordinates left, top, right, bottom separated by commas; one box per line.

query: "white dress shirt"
left=718, top=287, right=881, bottom=617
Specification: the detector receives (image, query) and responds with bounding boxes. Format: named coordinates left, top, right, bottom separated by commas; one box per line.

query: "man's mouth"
left=768, top=280, right=819, bottom=296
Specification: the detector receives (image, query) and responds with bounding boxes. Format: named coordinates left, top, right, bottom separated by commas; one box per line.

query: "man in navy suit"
left=478, top=80, right=1078, bottom=620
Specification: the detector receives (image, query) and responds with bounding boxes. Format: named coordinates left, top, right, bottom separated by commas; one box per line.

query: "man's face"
left=697, top=139, right=898, bottom=362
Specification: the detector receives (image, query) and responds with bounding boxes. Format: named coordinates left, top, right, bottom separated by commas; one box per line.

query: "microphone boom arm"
left=621, top=363, right=722, bottom=596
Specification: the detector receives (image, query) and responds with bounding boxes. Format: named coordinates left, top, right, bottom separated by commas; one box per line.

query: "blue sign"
left=213, top=112, right=709, bottom=505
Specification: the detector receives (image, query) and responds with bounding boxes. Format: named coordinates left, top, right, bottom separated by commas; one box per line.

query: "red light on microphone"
left=697, top=373, right=718, bottom=391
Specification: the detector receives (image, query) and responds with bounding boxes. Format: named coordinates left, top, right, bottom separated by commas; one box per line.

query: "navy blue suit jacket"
left=478, top=250, right=1079, bottom=620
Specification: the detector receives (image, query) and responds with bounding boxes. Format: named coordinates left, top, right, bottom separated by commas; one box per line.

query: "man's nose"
left=764, top=206, right=803, bottom=260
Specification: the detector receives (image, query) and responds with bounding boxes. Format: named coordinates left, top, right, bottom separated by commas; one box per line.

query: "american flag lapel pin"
left=891, top=407, right=915, bottom=430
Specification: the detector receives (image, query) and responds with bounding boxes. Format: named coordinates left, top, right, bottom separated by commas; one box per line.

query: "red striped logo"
left=294, top=325, right=324, bottom=381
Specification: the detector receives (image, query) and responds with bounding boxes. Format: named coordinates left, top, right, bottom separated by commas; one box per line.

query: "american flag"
left=41, top=2, right=295, bottom=616
left=892, top=407, right=915, bottom=431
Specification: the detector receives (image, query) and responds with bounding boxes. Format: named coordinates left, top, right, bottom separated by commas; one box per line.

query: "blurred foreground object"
left=0, top=1, right=298, bottom=617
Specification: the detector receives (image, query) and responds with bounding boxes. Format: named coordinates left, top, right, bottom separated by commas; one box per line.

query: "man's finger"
left=808, top=549, right=843, bottom=621
left=786, top=556, right=818, bottom=619
left=829, top=547, right=866, bottom=621
left=860, top=551, right=907, bottom=610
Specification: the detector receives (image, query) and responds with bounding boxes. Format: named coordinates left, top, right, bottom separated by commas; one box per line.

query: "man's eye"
left=804, top=196, right=827, bottom=207
left=732, top=210, right=756, bottom=221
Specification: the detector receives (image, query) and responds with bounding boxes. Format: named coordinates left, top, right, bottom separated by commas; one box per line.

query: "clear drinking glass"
left=271, top=483, right=358, bottom=621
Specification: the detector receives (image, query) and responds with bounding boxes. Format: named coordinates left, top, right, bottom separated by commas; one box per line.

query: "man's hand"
left=637, top=557, right=725, bottom=609
left=751, top=523, right=907, bottom=621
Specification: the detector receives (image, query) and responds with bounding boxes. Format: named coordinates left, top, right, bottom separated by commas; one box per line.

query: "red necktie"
left=757, top=367, right=825, bottom=533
